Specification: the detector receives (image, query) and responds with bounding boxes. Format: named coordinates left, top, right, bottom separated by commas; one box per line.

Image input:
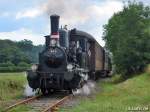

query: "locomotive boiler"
left=27, top=15, right=111, bottom=95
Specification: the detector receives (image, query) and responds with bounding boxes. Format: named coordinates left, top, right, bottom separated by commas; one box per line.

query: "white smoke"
left=41, top=0, right=90, bottom=26
left=42, top=0, right=123, bottom=26
left=42, top=0, right=123, bottom=46
left=23, top=73, right=36, bottom=97
left=73, top=81, right=96, bottom=96
left=16, top=0, right=123, bottom=27
left=24, top=84, right=36, bottom=97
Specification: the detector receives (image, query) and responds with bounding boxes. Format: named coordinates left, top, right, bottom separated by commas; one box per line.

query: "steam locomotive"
left=27, top=15, right=111, bottom=94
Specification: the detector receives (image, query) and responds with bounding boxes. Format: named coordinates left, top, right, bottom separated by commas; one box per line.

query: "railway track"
left=3, top=94, right=71, bottom=112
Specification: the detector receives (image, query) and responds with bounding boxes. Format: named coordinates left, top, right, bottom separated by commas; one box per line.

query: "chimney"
left=50, top=14, right=60, bottom=39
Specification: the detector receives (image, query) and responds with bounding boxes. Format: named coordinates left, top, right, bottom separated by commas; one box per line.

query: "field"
left=0, top=71, right=150, bottom=112
left=0, top=72, right=27, bottom=111
left=60, top=71, right=150, bottom=112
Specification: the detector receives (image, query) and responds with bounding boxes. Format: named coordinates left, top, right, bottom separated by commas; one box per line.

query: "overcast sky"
left=0, top=0, right=149, bottom=46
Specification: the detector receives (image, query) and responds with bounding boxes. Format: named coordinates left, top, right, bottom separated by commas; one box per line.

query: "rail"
left=3, top=95, right=41, bottom=112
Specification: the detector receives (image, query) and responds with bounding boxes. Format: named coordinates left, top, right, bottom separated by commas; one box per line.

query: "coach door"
left=87, top=40, right=95, bottom=71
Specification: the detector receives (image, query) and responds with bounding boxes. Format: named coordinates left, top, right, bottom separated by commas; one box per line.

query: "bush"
left=0, top=66, right=29, bottom=72
left=0, top=61, right=30, bottom=72
left=17, top=62, right=30, bottom=67
left=0, top=62, right=15, bottom=67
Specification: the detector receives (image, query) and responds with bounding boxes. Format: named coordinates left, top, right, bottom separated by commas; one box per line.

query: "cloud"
left=87, top=0, right=123, bottom=21
left=84, top=0, right=123, bottom=46
left=14, top=0, right=123, bottom=46
left=15, top=0, right=123, bottom=25
left=0, top=28, right=44, bottom=45
left=16, top=8, right=43, bottom=19
left=88, top=27, right=105, bottom=46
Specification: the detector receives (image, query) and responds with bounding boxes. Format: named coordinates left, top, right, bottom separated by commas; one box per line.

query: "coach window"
left=87, top=42, right=91, bottom=56
left=79, top=38, right=86, bottom=52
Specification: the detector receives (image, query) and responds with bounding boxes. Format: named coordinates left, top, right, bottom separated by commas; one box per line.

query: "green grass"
left=1, top=71, right=150, bottom=112
left=60, top=72, right=150, bottom=112
left=0, top=72, right=27, bottom=111
left=8, top=105, right=31, bottom=112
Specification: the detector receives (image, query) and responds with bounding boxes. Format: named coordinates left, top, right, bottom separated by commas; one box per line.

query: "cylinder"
left=50, top=15, right=60, bottom=36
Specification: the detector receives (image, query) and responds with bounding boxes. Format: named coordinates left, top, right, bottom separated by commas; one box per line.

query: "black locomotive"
left=27, top=15, right=111, bottom=94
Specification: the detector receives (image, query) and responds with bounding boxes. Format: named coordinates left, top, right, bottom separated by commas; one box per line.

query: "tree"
left=16, top=39, right=44, bottom=63
left=0, top=39, right=44, bottom=65
left=16, top=39, right=33, bottom=51
left=103, top=1, right=150, bottom=76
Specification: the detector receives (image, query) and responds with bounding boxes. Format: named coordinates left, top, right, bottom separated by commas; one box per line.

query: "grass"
left=0, top=72, right=27, bottom=111
left=8, top=105, right=31, bottom=112
left=60, top=71, right=150, bottom=112
left=0, top=67, right=150, bottom=112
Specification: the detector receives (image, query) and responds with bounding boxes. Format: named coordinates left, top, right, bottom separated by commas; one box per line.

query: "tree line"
left=103, top=1, right=150, bottom=77
left=0, top=39, right=44, bottom=72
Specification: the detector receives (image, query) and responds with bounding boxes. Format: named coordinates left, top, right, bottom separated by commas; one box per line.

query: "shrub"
left=0, top=66, right=29, bottom=72
left=17, top=62, right=30, bottom=67
left=0, top=62, right=15, bottom=67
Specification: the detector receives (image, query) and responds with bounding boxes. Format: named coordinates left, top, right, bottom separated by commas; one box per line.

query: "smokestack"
left=50, top=14, right=60, bottom=39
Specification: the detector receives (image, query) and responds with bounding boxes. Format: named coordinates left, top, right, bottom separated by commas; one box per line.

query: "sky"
left=0, top=0, right=149, bottom=46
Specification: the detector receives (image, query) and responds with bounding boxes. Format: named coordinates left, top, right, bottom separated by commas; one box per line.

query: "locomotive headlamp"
left=67, top=64, right=73, bottom=71
left=31, top=64, right=38, bottom=71
left=50, top=39, right=57, bottom=46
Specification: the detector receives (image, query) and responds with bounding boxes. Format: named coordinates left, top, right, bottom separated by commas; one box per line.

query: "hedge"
left=0, top=66, right=30, bottom=72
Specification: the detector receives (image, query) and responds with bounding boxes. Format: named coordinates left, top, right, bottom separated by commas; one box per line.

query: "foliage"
left=0, top=61, right=15, bottom=67
left=16, top=39, right=44, bottom=63
left=17, top=62, right=30, bottom=67
left=16, top=39, right=33, bottom=52
left=103, top=1, right=150, bottom=75
left=0, top=61, right=31, bottom=72
left=0, top=66, right=29, bottom=72
left=0, top=39, right=44, bottom=72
